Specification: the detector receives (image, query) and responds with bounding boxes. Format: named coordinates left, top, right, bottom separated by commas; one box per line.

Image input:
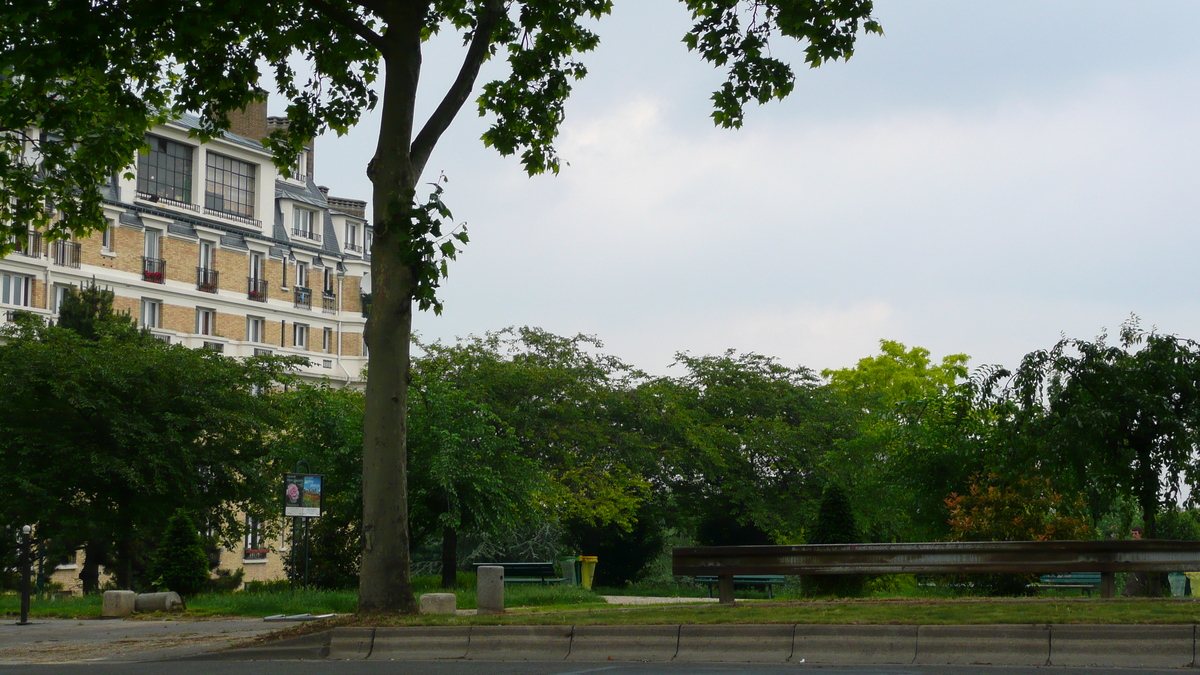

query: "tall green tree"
left=995, top=319, right=1200, bottom=538
left=0, top=317, right=298, bottom=589
left=2, top=0, right=880, bottom=611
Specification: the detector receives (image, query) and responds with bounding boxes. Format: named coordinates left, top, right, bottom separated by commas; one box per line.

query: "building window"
left=205, top=153, right=256, bottom=218
left=101, top=222, right=114, bottom=252
left=140, top=299, right=161, bottom=329
left=247, top=316, right=264, bottom=343
left=0, top=273, right=31, bottom=307
left=323, top=327, right=333, bottom=352
left=244, top=516, right=266, bottom=560
left=345, top=221, right=359, bottom=251
left=196, top=308, right=216, bottom=336
left=295, top=261, right=309, bottom=289
left=293, top=149, right=308, bottom=181
left=293, top=207, right=319, bottom=241
left=137, top=135, right=194, bottom=203
left=52, top=284, right=73, bottom=312
left=293, top=323, right=308, bottom=349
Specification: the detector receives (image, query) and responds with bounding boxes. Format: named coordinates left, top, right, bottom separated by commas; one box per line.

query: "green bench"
left=1033, top=572, right=1102, bottom=596
left=473, top=562, right=567, bottom=584
left=695, top=575, right=786, bottom=599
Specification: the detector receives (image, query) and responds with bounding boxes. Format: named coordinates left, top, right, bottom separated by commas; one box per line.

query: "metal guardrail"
left=673, top=540, right=1200, bottom=601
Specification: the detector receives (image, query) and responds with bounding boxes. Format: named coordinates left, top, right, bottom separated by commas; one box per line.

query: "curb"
left=217, top=623, right=1200, bottom=666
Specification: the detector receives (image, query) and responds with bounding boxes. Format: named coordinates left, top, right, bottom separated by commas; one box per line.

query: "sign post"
left=17, top=525, right=32, bottom=626
left=284, top=463, right=323, bottom=589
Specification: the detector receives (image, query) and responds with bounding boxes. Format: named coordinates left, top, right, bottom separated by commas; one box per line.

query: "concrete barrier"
left=793, top=624, right=917, bottom=664
left=101, top=590, right=135, bottom=618
left=370, top=626, right=471, bottom=660
left=419, top=593, right=456, bottom=615
left=328, top=627, right=375, bottom=660
left=675, top=624, right=794, bottom=662
left=477, top=566, right=504, bottom=615
left=466, top=625, right=573, bottom=660
left=567, top=625, right=679, bottom=661
left=1050, top=624, right=1195, bottom=668
left=916, top=624, right=1049, bottom=666
left=133, top=592, right=184, bottom=613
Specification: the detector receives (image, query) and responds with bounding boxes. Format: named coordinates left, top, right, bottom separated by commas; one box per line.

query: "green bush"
left=206, top=568, right=245, bottom=593
left=151, top=511, right=211, bottom=597
left=804, top=483, right=864, bottom=597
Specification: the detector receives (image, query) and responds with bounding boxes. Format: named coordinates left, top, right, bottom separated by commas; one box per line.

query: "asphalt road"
left=0, top=663, right=1190, bottom=675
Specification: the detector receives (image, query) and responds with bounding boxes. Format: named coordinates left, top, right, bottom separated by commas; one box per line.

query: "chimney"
left=226, top=100, right=268, bottom=142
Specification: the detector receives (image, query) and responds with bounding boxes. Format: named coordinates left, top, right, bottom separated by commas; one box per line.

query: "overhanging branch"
left=409, top=0, right=501, bottom=174
left=306, top=0, right=388, bottom=53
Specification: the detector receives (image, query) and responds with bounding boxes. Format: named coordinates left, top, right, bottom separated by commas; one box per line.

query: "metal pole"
left=304, top=518, right=310, bottom=588
left=18, top=525, right=32, bottom=626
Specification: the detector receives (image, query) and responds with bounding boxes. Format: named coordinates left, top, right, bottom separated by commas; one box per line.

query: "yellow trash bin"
left=579, top=556, right=598, bottom=590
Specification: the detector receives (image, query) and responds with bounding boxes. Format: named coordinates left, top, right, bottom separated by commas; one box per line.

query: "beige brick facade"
left=163, top=237, right=198, bottom=284
left=161, top=302, right=193, bottom=334
left=341, top=330, right=362, bottom=357
left=214, top=247, right=246, bottom=293
left=216, top=311, right=245, bottom=342
left=30, top=278, right=46, bottom=310
left=342, top=275, right=362, bottom=314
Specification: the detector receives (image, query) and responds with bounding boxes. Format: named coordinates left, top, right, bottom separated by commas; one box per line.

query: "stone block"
left=476, top=565, right=504, bottom=615
left=419, top=593, right=456, bottom=615
left=133, top=591, right=184, bottom=613
left=102, top=590, right=136, bottom=618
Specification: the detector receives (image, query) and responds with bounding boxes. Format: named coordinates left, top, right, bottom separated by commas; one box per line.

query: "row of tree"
left=4, top=292, right=1199, bottom=594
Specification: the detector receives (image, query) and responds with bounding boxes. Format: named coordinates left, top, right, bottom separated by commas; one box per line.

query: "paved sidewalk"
left=0, top=618, right=281, bottom=664
left=601, top=595, right=719, bottom=605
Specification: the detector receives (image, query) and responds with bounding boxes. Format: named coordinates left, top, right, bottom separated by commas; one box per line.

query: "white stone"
left=102, top=590, right=136, bottom=618
left=133, top=591, right=184, bottom=613
left=476, top=566, right=505, bottom=615
left=419, top=593, right=457, bottom=614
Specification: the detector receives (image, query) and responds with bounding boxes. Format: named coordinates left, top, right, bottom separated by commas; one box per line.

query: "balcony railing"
left=196, top=267, right=219, bottom=293
left=203, top=341, right=224, bottom=353
left=203, top=207, right=261, bottom=228
left=293, top=286, right=312, bottom=310
left=247, top=277, right=268, bottom=302
left=345, top=241, right=363, bottom=253
left=12, top=231, right=42, bottom=258
left=142, top=257, right=166, bottom=283
left=243, top=548, right=268, bottom=561
left=51, top=241, right=81, bottom=268
left=322, top=292, right=337, bottom=314
left=135, top=191, right=199, bottom=213
left=291, top=227, right=321, bottom=242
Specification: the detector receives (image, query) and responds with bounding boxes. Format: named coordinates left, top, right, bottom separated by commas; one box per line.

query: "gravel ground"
left=600, top=596, right=719, bottom=605
left=0, top=618, right=282, bottom=664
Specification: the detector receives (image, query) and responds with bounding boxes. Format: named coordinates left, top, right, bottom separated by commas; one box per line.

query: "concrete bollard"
left=419, top=593, right=457, bottom=615
left=134, top=591, right=184, bottom=613
left=102, top=590, right=136, bottom=618
left=476, top=565, right=505, bottom=615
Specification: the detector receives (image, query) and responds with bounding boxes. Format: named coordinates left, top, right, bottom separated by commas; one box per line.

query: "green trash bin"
left=580, top=556, right=598, bottom=590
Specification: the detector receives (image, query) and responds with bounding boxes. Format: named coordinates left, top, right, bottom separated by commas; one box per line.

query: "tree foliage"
left=152, top=511, right=211, bottom=597
left=2, top=0, right=881, bottom=611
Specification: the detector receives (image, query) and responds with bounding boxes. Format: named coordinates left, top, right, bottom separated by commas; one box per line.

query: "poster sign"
left=284, top=473, right=323, bottom=517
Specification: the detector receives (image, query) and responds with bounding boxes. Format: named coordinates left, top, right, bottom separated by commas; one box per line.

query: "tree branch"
left=409, top=0, right=502, bottom=174
left=306, top=0, right=389, bottom=53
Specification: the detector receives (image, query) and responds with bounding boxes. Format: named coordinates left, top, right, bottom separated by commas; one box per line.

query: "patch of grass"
left=0, top=592, right=101, bottom=619
left=354, top=597, right=1200, bottom=627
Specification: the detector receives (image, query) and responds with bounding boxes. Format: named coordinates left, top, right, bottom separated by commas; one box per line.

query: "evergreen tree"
left=806, top=483, right=864, bottom=597
left=151, top=511, right=210, bottom=597
left=56, top=283, right=122, bottom=340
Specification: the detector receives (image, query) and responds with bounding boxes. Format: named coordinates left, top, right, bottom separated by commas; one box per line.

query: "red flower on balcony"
left=144, top=271, right=164, bottom=283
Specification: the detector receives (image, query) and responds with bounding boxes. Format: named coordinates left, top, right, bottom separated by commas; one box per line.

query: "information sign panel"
left=284, top=473, right=323, bottom=517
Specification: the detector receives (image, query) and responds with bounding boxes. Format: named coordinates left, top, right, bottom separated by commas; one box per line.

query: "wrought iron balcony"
left=142, top=257, right=166, bottom=283
left=293, top=286, right=312, bottom=310
left=12, top=231, right=42, bottom=258
left=291, top=227, right=321, bottom=242
left=247, top=277, right=268, bottom=302
left=196, top=267, right=219, bottom=293
left=51, top=241, right=81, bottom=268
left=322, top=292, right=337, bottom=314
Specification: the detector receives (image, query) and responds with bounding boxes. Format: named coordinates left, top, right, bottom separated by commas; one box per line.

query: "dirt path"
left=0, top=618, right=282, bottom=664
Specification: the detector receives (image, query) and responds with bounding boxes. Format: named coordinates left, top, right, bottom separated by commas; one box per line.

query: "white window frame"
left=293, top=207, right=317, bottom=240
left=199, top=240, right=214, bottom=270
left=101, top=221, right=114, bottom=253
left=144, top=229, right=161, bottom=259
left=247, top=316, right=264, bottom=343
left=140, top=299, right=161, bottom=329
left=345, top=221, right=358, bottom=249
left=322, top=327, right=333, bottom=352
left=0, top=272, right=32, bottom=307
left=52, top=284, right=73, bottom=312
left=295, top=261, right=309, bottom=289
left=249, top=252, right=263, bottom=281
left=293, top=323, right=308, bottom=349
left=196, top=307, right=216, bottom=336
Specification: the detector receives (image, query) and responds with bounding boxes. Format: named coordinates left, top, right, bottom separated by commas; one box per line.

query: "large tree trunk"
left=441, top=526, right=458, bottom=589
left=357, top=17, right=424, bottom=613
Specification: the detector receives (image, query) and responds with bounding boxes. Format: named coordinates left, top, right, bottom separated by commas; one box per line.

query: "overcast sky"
left=277, top=0, right=1200, bottom=376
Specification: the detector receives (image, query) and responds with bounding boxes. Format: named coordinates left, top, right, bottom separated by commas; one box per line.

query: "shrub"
left=206, top=568, right=245, bottom=593
left=151, top=511, right=211, bottom=597
left=804, top=483, right=864, bottom=597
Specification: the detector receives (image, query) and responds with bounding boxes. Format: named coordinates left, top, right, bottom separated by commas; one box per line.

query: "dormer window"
left=137, top=135, right=193, bottom=203
left=345, top=221, right=361, bottom=252
left=293, top=149, right=308, bottom=182
left=293, top=207, right=320, bottom=241
left=205, top=153, right=256, bottom=218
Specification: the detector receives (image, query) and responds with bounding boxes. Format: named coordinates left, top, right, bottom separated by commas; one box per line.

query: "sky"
left=275, top=0, right=1200, bottom=376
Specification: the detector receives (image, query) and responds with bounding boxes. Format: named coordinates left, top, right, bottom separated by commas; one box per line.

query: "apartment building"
left=1, top=101, right=371, bottom=386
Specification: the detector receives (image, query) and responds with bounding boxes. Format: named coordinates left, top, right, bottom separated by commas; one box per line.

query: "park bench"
left=673, top=540, right=1200, bottom=603
left=695, top=574, right=785, bottom=599
left=1032, top=572, right=1102, bottom=596
left=472, top=562, right=567, bottom=584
